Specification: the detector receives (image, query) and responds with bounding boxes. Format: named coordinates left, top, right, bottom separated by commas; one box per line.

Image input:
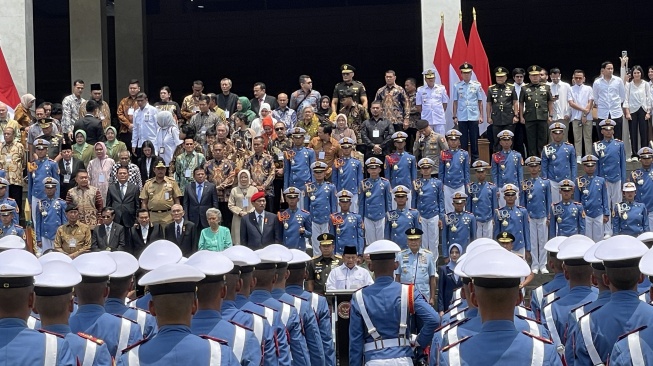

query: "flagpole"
left=473, top=7, right=476, bottom=21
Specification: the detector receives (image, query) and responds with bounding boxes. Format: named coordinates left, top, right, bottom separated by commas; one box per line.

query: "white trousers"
left=444, top=185, right=465, bottom=213
left=605, top=180, right=622, bottom=237
left=585, top=215, right=604, bottom=243
left=41, top=237, right=54, bottom=253
left=312, top=222, right=330, bottom=255
left=529, top=217, right=547, bottom=270
left=648, top=212, right=653, bottom=233
left=364, top=217, right=385, bottom=246
left=297, top=191, right=305, bottom=211
left=392, top=192, right=413, bottom=210
left=421, top=216, right=440, bottom=259
left=476, top=220, right=493, bottom=239
left=350, top=193, right=359, bottom=214
left=432, top=124, right=446, bottom=136
left=550, top=180, right=562, bottom=207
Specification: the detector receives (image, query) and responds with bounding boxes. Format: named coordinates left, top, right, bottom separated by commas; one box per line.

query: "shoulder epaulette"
left=507, top=83, right=514, bottom=86
left=228, top=320, right=253, bottom=332
left=278, top=298, right=296, bottom=307
left=290, top=293, right=309, bottom=301
left=111, top=313, right=138, bottom=324
left=301, top=209, right=309, bottom=214
left=443, top=317, right=471, bottom=335
left=422, top=249, right=432, bottom=254
left=312, top=255, right=321, bottom=260
left=617, top=325, right=647, bottom=341
left=542, top=297, right=561, bottom=309
left=570, top=301, right=593, bottom=313
left=615, top=138, right=622, bottom=142
left=6, top=197, right=15, bottom=201
left=242, top=309, right=267, bottom=319
left=489, top=84, right=497, bottom=88
left=578, top=304, right=603, bottom=320
left=440, top=335, right=472, bottom=352
left=121, top=338, right=150, bottom=353
left=256, top=303, right=279, bottom=312
left=449, top=307, right=469, bottom=319
left=564, top=142, right=573, bottom=145
left=77, top=332, right=105, bottom=345
left=515, top=314, right=542, bottom=324
left=14, top=225, right=23, bottom=229
left=522, top=331, right=553, bottom=344
left=334, top=255, right=342, bottom=259
left=129, top=307, right=151, bottom=315
left=380, top=177, right=389, bottom=181
left=488, top=182, right=496, bottom=186
left=38, top=328, right=65, bottom=338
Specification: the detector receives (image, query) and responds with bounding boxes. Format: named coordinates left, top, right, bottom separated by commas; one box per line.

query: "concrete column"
left=421, top=0, right=461, bottom=70
left=69, top=0, right=109, bottom=100
left=114, top=0, right=146, bottom=96
left=0, top=0, right=35, bottom=97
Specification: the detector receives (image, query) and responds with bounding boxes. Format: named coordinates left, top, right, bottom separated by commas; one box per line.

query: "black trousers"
left=629, top=108, right=648, bottom=157
left=219, top=201, right=233, bottom=229
left=525, top=120, right=548, bottom=157
left=9, top=185, right=23, bottom=222
left=514, top=122, right=527, bottom=157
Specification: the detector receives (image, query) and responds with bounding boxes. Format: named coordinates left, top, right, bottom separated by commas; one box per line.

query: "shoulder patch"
left=228, top=320, right=253, bottom=332
left=121, top=338, right=150, bottom=354
left=301, top=209, right=310, bottom=214
left=290, top=293, right=310, bottom=301
left=440, top=335, right=472, bottom=352
left=578, top=304, right=603, bottom=320
left=38, top=328, right=65, bottom=338
left=515, top=314, right=542, bottom=324
left=242, top=309, right=267, bottom=319
left=522, top=331, right=553, bottom=344
left=200, top=335, right=230, bottom=345
left=77, top=332, right=105, bottom=345
left=129, top=307, right=151, bottom=315
left=569, top=301, right=593, bottom=313
left=617, top=325, right=647, bottom=341
left=111, top=313, right=138, bottom=324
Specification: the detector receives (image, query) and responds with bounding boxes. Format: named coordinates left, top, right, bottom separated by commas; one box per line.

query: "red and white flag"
left=466, top=8, right=491, bottom=133
left=0, top=46, right=20, bottom=117
left=432, top=21, right=450, bottom=95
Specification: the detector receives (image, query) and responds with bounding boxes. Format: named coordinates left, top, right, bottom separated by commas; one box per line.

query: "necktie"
left=176, top=224, right=181, bottom=239
left=106, top=226, right=111, bottom=243
left=257, top=214, right=263, bottom=232
left=121, top=184, right=126, bottom=198
left=65, top=161, right=71, bottom=174
left=197, top=184, right=202, bottom=199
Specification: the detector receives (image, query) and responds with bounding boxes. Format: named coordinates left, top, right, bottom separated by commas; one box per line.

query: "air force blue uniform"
left=332, top=157, right=363, bottom=193
left=27, top=158, right=60, bottom=200
left=42, top=323, right=113, bottom=366
left=521, top=177, right=551, bottom=220
left=0, top=319, right=77, bottom=366
left=35, top=197, right=67, bottom=241
left=467, top=181, right=498, bottom=223
left=385, top=208, right=421, bottom=249
left=443, top=212, right=476, bottom=256
left=612, top=201, right=649, bottom=236
left=549, top=201, right=586, bottom=237
left=493, top=205, right=530, bottom=252
left=594, top=139, right=626, bottom=184
left=359, top=177, right=392, bottom=221
left=280, top=208, right=312, bottom=250
left=541, top=142, right=577, bottom=182
left=413, top=177, right=445, bottom=220
left=284, top=147, right=316, bottom=189
left=385, top=152, right=418, bottom=191
left=332, top=211, right=364, bottom=255
left=439, top=149, right=470, bottom=189
left=105, top=297, right=158, bottom=339
left=491, top=150, right=524, bottom=188
left=574, top=175, right=609, bottom=218
left=305, top=181, right=337, bottom=225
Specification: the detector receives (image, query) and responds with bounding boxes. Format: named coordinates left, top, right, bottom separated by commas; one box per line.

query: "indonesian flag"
left=432, top=22, right=450, bottom=95
left=0, top=46, right=20, bottom=117
left=466, top=9, right=491, bottom=133
left=448, top=19, right=467, bottom=130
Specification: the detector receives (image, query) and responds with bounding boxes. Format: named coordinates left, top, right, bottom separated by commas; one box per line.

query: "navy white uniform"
left=305, top=177, right=337, bottom=254
left=439, top=145, right=470, bottom=213
left=574, top=159, right=609, bottom=242
left=491, top=149, right=524, bottom=207
left=395, top=247, right=436, bottom=300
left=359, top=170, right=392, bottom=244
left=385, top=205, right=421, bottom=250
left=413, top=174, right=445, bottom=256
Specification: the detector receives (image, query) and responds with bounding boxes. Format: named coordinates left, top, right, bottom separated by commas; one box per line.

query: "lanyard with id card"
left=372, top=129, right=380, bottom=138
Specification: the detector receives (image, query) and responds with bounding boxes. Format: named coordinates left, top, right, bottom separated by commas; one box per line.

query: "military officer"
left=395, top=228, right=436, bottom=304
left=280, top=187, right=312, bottom=250
left=284, top=127, right=316, bottom=211
left=140, top=159, right=183, bottom=226
left=385, top=131, right=417, bottom=207
left=452, top=62, right=484, bottom=161
left=359, top=157, right=392, bottom=244
left=487, top=66, right=519, bottom=152
left=439, top=129, right=470, bottom=213
left=35, top=177, right=67, bottom=252
left=332, top=63, right=368, bottom=112
left=442, top=192, right=475, bottom=257
left=519, top=65, right=554, bottom=157
left=52, top=204, right=91, bottom=258
left=468, top=160, right=497, bottom=239
left=332, top=137, right=364, bottom=213
left=0, top=204, right=25, bottom=241
left=542, top=122, right=577, bottom=204
left=306, top=161, right=337, bottom=254
left=413, top=119, right=449, bottom=177
left=27, top=138, right=60, bottom=225
left=385, top=185, right=421, bottom=250
left=494, top=184, right=530, bottom=258
left=631, top=146, right=653, bottom=229
left=612, top=182, right=650, bottom=236
left=416, top=69, right=449, bottom=136
left=492, top=130, right=524, bottom=207
left=306, top=233, right=342, bottom=295
left=0, top=178, right=18, bottom=225
left=413, top=158, right=445, bottom=257
left=594, top=119, right=626, bottom=237
left=521, top=156, right=551, bottom=273
left=332, top=190, right=364, bottom=255
left=575, top=155, right=610, bottom=242
left=549, top=180, right=586, bottom=237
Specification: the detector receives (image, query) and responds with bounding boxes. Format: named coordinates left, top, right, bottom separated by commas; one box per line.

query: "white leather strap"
left=280, top=304, right=291, bottom=327
left=127, top=345, right=141, bottom=366
left=580, top=314, right=604, bottom=365
left=627, top=332, right=645, bottom=366
left=543, top=292, right=556, bottom=307
left=252, top=314, right=264, bottom=345
left=118, top=318, right=131, bottom=355
left=447, top=343, right=461, bottom=366
left=639, top=292, right=648, bottom=302
left=208, top=339, right=222, bottom=365
left=82, top=339, right=97, bottom=366
left=573, top=307, right=585, bottom=323
left=446, top=327, right=459, bottom=348
left=524, top=319, right=540, bottom=336
left=531, top=337, right=544, bottom=366
left=399, top=284, right=408, bottom=339
left=135, top=310, right=147, bottom=335
left=533, top=286, right=543, bottom=309
left=354, top=289, right=381, bottom=340
left=232, top=326, right=246, bottom=363
left=363, top=337, right=413, bottom=352
left=263, top=307, right=274, bottom=327
left=310, top=293, right=319, bottom=315
left=27, top=316, right=38, bottom=329
left=543, top=304, right=563, bottom=354
left=516, top=306, right=528, bottom=317
left=43, top=332, right=58, bottom=366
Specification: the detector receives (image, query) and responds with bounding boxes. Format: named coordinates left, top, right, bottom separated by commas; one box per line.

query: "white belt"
left=580, top=314, right=604, bottom=366
left=363, top=337, right=412, bottom=352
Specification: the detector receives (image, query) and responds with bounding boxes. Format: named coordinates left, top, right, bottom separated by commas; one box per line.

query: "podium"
left=326, top=289, right=357, bottom=366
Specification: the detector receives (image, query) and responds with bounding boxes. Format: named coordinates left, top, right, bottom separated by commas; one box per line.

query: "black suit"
left=73, top=115, right=105, bottom=144
left=240, top=211, right=281, bottom=250
left=249, top=95, right=279, bottom=115
left=105, top=182, right=140, bottom=229
left=58, top=158, right=85, bottom=200
left=164, top=220, right=198, bottom=257
left=91, top=223, right=126, bottom=252
left=137, top=156, right=157, bottom=186
left=183, top=181, right=219, bottom=232
left=128, top=223, right=165, bottom=258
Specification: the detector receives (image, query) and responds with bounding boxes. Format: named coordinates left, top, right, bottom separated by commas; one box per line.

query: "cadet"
left=359, top=157, right=392, bottom=244
left=395, top=228, right=436, bottom=304
left=452, top=62, right=484, bottom=161
left=521, top=156, right=551, bottom=273
left=117, top=262, right=239, bottom=365
left=284, top=127, right=316, bottom=208
left=332, top=137, right=364, bottom=212
left=570, top=236, right=653, bottom=365
left=385, top=131, right=417, bottom=208
left=542, top=122, right=577, bottom=204
left=413, top=158, right=445, bottom=257
left=306, top=233, right=342, bottom=295
left=305, top=161, right=337, bottom=254
left=443, top=192, right=476, bottom=256
left=549, top=180, right=586, bottom=237
left=575, top=155, right=610, bottom=242
left=530, top=237, right=570, bottom=320
left=139, top=159, right=183, bottom=226
left=35, top=177, right=67, bottom=252
left=104, top=251, right=157, bottom=339
left=519, top=65, right=554, bottom=157
left=349, top=240, right=440, bottom=366
left=0, top=178, right=18, bottom=225
left=438, top=248, right=562, bottom=366
left=332, top=190, right=364, bottom=255
left=491, top=130, right=524, bottom=207
left=594, top=119, right=626, bottom=236
left=0, top=204, right=25, bottom=240
left=631, top=146, right=653, bottom=229
left=493, top=184, right=530, bottom=257
left=131, top=239, right=183, bottom=310
left=612, top=182, right=650, bottom=236
left=279, top=187, right=312, bottom=250
left=0, top=249, right=77, bottom=365
left=439, top=129, right=470, bottom=213
left=385, top=185, right=421, bottom=250
left=27, top=138, right=60, bottom=225
left=413, top=119, right=449, bottom=177
left=468, top=160, right=497, bottom=239
left=486, top=66, right=519, bottom=152
left=186, top=250, right=262, bottom=366
left=33, top=259, right=113, bottom=366
left=70, top=252, right=143, bottom=358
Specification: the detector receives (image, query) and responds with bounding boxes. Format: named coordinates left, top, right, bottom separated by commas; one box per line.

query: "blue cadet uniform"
left=442, top=192, right=476, bottom=256
left=395, top=228, right=436, bottom=300
left=349, top=240, right=440, bottom=366
left=28, top=138, right=60, bottom=207
left=570, top=236, right=653, bottom=366
left=306, top=161, right=338, bottom=253
left=0, top=178, right=19, bottom=225
left=574, top=155, right=610, bottom=242
left=530, top=237, right=571, bottom=321
left=332, top=190, right=364, bottom=255
left=549, top=179, right=586, bottom=237
left=491, top=130, right=524, bottom=198
left=414, top=158, right=445, bottom=256
left=542, top=122, right=577, bottom=200
left=521, top=156, right=551, bottom=273
left=70, top=252, right=143, bottom=358
left=632, top=146, right=653, bottom=229
left=0, top=204, right=25, bottom=240
left=35, top=177, right=67, bottom=245
left=593, top=120, right=627, bottom=185
left=452, top=63, right=483, bottom=161
left=117, top=262, right=239, bottom=366
left=438, top=248, right=562, bottom=366
left=439, top=130, right=470, bottom=213
left=0, top=250, right=77, bottom=366
left=283, top=127, right=316, bottom=189
left=468, top=160, right=497, bottom=229
left=612, top=182, right=650, bottom=236
left=280, top=187, right=312, bottom=250
left=359, top=157, right=392, bottom=244
left=385, top=131, right=418, bottom=195
left=385, top=185, right=421, bottom=250
left=332, top=137, right=363, bottom=212
left=493, top=184, right=530, bottom=253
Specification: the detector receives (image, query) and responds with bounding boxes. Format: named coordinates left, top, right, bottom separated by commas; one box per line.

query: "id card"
left=372, top=129, right=380, bottom=138
left=165, top=192, right=170, bottom=200
left=63, top=174, right=71, bottom=184
left=127, top=107, right=134, bottom=116
left=318, top=151, right=325, bottom=160
left=159, top=147, right=165, bottom=155
left=185, top=169, right=192, bottom=178
left=98, top=174, right=106, bottom=183
left=69, top=239, right=77, bottom=248
left=242, top=199, right=249, bottom=207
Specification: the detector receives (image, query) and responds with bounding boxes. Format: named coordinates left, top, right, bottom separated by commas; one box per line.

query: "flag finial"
left=473, top=7, right=477, bottom=21
left=441, top=12, right=444, bottom=23
left=459, top=11, right=462, bottom=21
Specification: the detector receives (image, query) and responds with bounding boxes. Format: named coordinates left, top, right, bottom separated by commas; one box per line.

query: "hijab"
left=237, top=169, right=252, bottom=189
left=447, top=243, right=464, bottom=281
left=238, top=97, right=257, bottom=123
left=104, top=126, right=117, bottom=148
left=156, top=110, right=175, bottom=129
left=73, top=130, right=89, bottom=154
left=259, top=103, right=272, bottom=118
left=335, top=113, right=349, bottom=130
left=261, top=115, right=277, bottom=148
left=94, top=142, right=107, bottom=160
left=316, top=95, right=332, bottom=116
left=20, top=94, right=35, bottom=108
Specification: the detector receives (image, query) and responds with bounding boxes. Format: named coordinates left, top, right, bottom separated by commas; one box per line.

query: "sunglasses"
left=275, top=128, right=285, bottom=131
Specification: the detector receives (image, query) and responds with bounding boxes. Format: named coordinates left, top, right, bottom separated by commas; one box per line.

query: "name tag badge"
left=127, top=107, right=134, bottom=116
left=164, top=192, right=170, bottom=200
left=98, top=174, right=106, bottom=183
left=69, top=239, right=77, bottom=248
left=242, top=198, right=249, bottom=207
left=159, top=147, right=165, bottom=155
left=277, top=152, right=284, bottom=160
left=185, top=169, right=192, bottom=178
left=372, top=129, right=380, bottom=138
left=224, top=111, right=230, bottom=119
left=318, top=151, right=325, bottom=160
left=63, top=174, right=71, bottom=183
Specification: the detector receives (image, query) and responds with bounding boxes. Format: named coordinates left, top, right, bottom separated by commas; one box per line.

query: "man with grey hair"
left=217, top=78, right=239, bottom=116
left=0, top=102, right=22, bottom=143
left=164, top=203, right=197, bottom=256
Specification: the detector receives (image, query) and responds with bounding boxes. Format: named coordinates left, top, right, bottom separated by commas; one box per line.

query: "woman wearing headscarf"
left=228, top=169, right=257, bottom=245
left=260, top=115, right=277, bottom=149
left=315, top=95, right=333, bottom=124
left=87, top=142, right=115, bottom=203
left=153, top=110, right=182, bottom=166
left=437, top=243, right=464, bottom=315
left=13, top=94, right=35, bottom=128
left=72, top=130, right=94, bottom=166
left=331, top=113, right=356, bottom=142
left=236, top=96, right=257, bottom=124
left=103, top=126, right=127, bottom=162
left=250, top=103, right=276, bottom=137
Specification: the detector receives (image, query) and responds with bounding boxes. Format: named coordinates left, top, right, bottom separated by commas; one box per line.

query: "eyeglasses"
left=101, top=215, right=112, bottom=219
left=275, top=128, right=285, bottom=131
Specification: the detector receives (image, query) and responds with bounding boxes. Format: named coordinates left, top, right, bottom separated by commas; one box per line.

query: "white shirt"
left=132, top=104, right=159, bottom=147
left=141, top=225, right=149, bottom=241
left=514, top=83, right=524, bottom=99
left=549, top=81, right=572, bottom=120
left=624, top=81, right=651, bottom=113
left=568, top=84, right=594, bottom=120
left=176, top=219, right=184, bottom=236
left=416, top=84, right=449, bottom=126
left=326, top=264, right=374, bottom=290
left=592, top=76, right=626, bottom=119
